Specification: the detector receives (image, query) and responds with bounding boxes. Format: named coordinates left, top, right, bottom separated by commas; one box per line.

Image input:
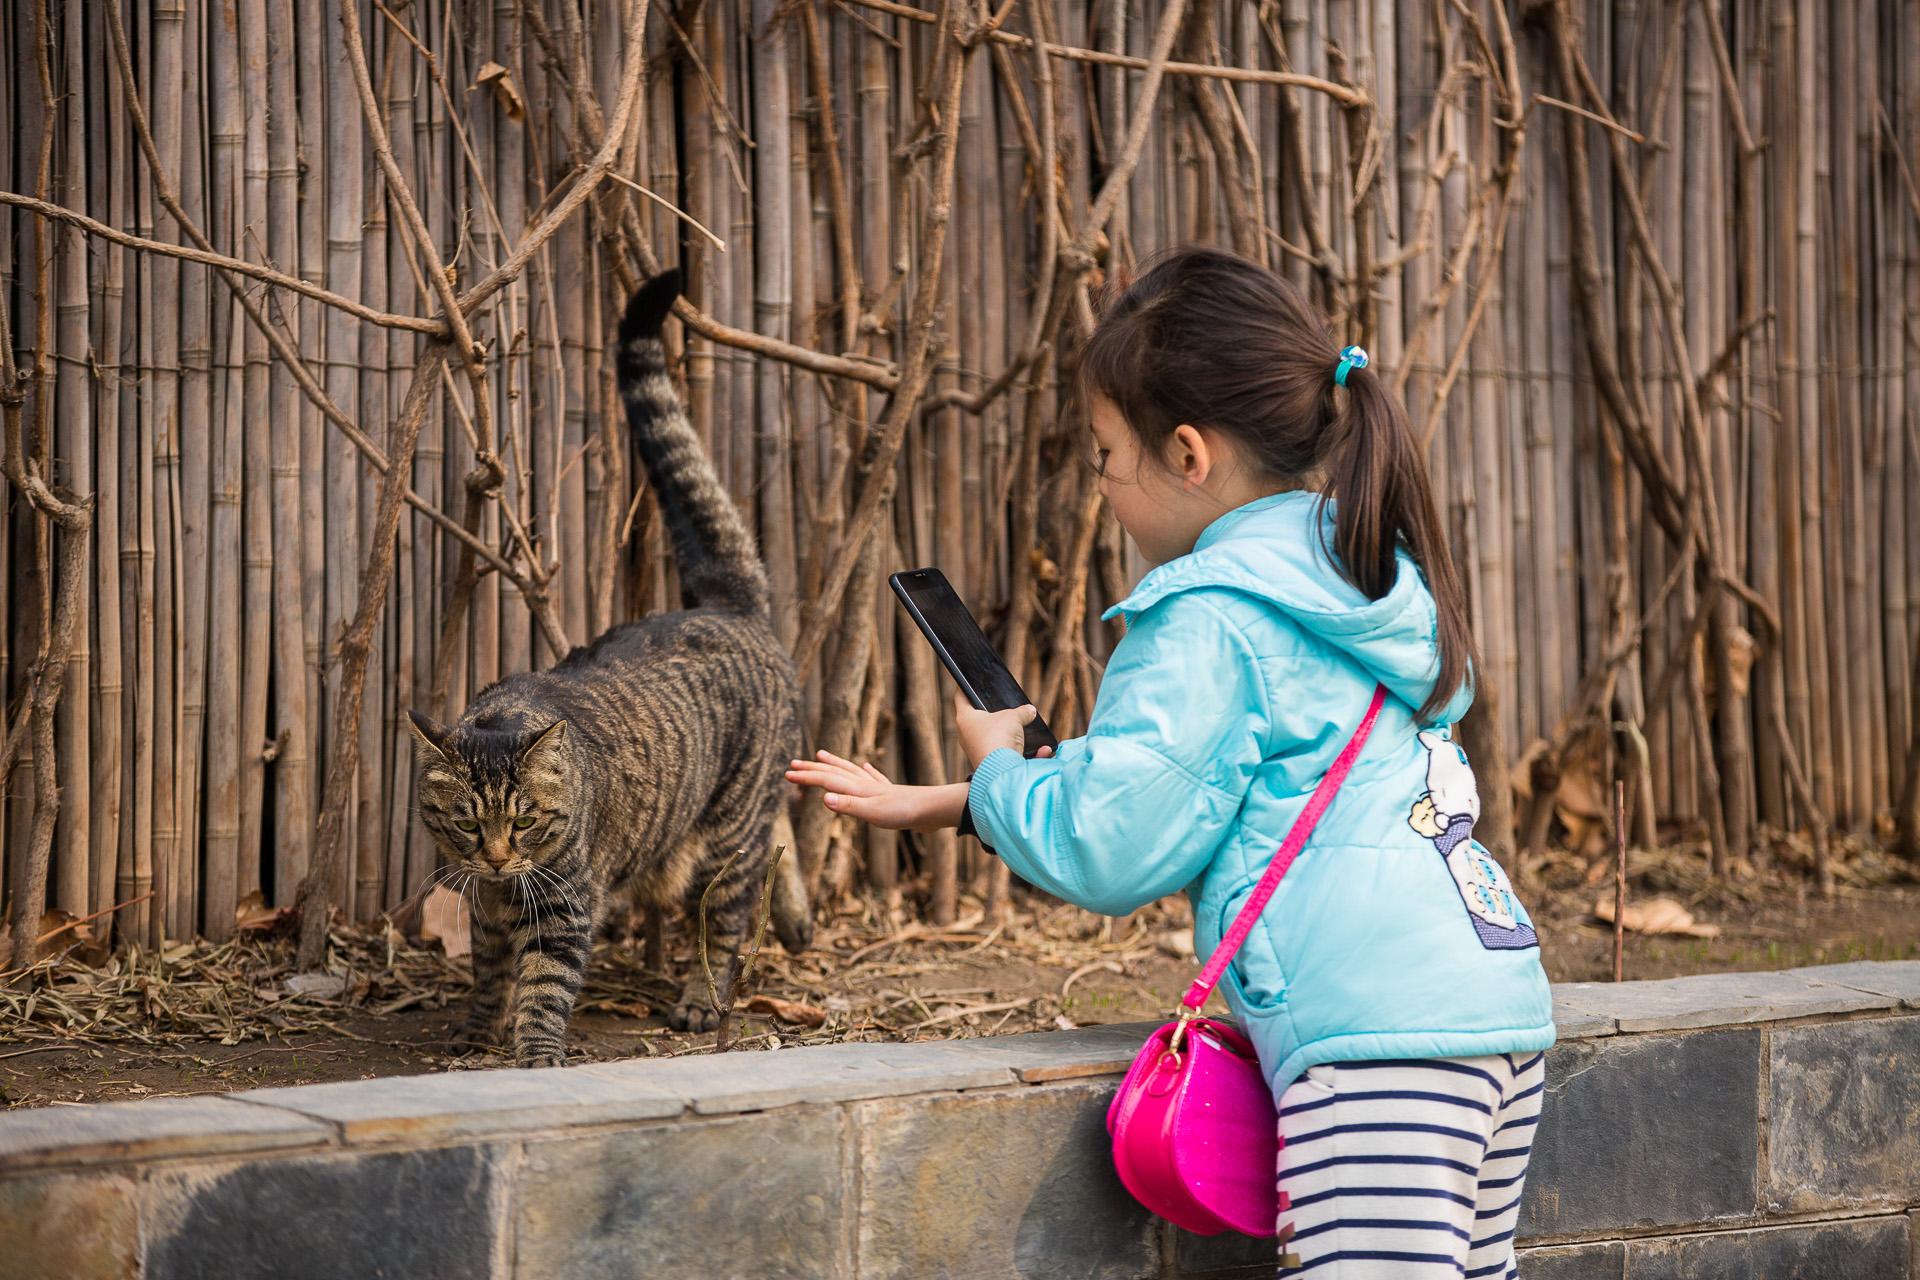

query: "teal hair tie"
left=1334, top=344, right=1369, bottom=387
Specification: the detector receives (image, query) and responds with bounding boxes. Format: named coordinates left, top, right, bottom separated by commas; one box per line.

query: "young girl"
left=787, top=247, right=1554, bottom=1279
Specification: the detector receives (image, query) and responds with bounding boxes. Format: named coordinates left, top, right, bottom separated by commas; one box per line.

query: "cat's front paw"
left=669, top=996, right=725, bottom=1033
left=451, top=1019, right=499, bottom=1054
left=513, top=1041, right=568, bottom=1069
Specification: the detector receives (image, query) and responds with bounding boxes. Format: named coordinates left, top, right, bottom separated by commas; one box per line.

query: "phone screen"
left=889, top=568, right=1059, bottom=756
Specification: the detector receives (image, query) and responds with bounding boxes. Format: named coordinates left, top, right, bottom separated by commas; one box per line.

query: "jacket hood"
left=1101, top=490, right=1473, bottom=724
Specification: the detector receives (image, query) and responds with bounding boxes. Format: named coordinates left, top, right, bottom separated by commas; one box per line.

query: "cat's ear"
left=405, top=710, right=452, bottom=762
left=518, top=719, right=569, bottom=769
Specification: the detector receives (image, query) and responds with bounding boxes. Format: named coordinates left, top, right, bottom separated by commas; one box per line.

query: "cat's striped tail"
left=616, top=269, right=771, bottom=616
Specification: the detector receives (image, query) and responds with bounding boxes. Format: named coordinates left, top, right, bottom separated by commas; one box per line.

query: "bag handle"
left=1179, top=684, right=1387, bottom=1013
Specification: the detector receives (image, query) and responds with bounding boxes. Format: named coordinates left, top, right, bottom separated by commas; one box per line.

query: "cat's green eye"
left=455, top=819, right=478, bottom=833
left=514, top=816, right=536, bottom=830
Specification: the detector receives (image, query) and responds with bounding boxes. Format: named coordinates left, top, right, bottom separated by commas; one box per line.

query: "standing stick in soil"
left=1614, top=780, right=1627, bottom=983
left=699, top=844, right=787, bottom=1052
left=294, top=342, right=453, bottom=969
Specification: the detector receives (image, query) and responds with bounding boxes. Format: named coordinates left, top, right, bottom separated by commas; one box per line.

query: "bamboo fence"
left=1, top=0, right=1917, bottom=960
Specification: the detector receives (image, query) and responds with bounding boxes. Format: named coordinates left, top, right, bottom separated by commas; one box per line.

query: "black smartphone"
left=889, top=567, right=1059, bottom=758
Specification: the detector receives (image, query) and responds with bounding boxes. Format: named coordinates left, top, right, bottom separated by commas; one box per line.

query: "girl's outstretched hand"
left=785, top=750, right=937, bottom=831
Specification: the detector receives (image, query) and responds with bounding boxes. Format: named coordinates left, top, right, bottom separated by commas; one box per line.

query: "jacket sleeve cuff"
left=963, top=747, right=1025, bottom=855
left=955, top=773, right=982, bottom=843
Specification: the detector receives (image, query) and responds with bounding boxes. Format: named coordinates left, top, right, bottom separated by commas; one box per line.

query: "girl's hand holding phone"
left=952, top=692, right=1045, bottom=768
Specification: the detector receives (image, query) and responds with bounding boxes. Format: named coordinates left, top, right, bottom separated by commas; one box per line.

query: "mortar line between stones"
left=848, top=1099, right=866, bottom=1280
left=1756, top=1023, right=1771, bottom=1217
left=1522, top=1201, right=1919, bottom=1250
left=495, top=1139, right=522, bottom=1280
left=839, top=1103, right=858, bottom=1279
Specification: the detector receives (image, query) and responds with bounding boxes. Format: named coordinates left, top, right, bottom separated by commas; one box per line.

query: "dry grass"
left=0, top=893, right=1198, bottom=1072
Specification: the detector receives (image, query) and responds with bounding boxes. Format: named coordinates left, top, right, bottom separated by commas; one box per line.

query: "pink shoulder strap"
left=1180, top=684, right=1388, bottom=1012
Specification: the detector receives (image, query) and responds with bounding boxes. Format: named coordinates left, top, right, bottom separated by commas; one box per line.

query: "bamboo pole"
left=126, top=0, right=159, bottom=945
left=199, top=0, right=245, bottom=941
left=238, top=0, right=272, bottom=906
left=93, top=2, right=127, bottom=925
left=265, top=0, right=312, bottom=908
left=53, top=0, right=92, bottom=917
left=752, top=0, right=800, bottom=646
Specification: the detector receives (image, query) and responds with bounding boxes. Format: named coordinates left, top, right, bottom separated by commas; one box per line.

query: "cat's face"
left=406, top=712, right=574, bottom=877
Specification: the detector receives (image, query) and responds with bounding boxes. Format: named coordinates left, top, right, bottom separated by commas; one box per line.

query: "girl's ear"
left=1168, top=423, right=1213, bottom=487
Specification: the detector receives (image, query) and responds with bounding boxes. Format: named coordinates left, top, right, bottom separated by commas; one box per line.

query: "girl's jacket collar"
left=1103, top=489, right=1473, bottom=725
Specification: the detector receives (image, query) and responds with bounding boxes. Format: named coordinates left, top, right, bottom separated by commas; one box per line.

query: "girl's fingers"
left=787, top=764, right=865, bottom=791
left=860, top=762, right=888, bottom=782
left=824, top=792, right=872, bottom=821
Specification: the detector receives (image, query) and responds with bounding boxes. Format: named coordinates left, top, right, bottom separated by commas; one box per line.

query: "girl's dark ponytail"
left=1324, top=364, right=1477, bottom=723
left=1079, top=246, right=1477, bottom=722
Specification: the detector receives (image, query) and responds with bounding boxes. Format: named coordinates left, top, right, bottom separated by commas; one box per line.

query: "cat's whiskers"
left=526, top=862, right=584, bottom=922
left=463, top=870, right=485, bottom=929
left=518, top=872, right=544, bottom=959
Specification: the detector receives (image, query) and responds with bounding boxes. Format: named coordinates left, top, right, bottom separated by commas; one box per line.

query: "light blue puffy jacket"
left=966, top=490, right=1556, bottom=1093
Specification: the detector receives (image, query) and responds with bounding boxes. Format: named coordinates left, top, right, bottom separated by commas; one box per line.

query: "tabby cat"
left=405, top=268, right=810, bottom=1066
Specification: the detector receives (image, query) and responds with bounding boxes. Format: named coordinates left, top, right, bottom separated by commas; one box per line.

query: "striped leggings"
left=1275, top=1052, right=1546, bottom=1278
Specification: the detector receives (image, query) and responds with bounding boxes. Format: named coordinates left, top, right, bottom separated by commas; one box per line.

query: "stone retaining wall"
left=3, top=961, right=1917, bottom=1278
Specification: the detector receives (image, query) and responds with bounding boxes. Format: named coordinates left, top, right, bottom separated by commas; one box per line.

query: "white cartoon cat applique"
left=1408, top=729, right=1539, bottom=951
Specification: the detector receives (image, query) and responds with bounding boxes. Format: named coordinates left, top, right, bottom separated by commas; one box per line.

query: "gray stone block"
left=1624, top=1214, right=1909, bottom=1279
left=514, top=1108, right=849, bottom=1279
left=0, top=1172, right=139, bottom=1280
left=1767, top=1016, right=1920, bottom=1212
left=1549, top=984, right=1622, bottom=1038
left=856, top=1081, right=1158, bottom=1279
left=1785, top=960, right=1920, bottom=1009
left=143, top=1145, right=499, bottom=1280
left=1516, top=1240, right=1627, bottom=1280
left=0, top=1096, right=330, bottom=1172
left=1584, top=971, right=1890, bottom=1034
left=1173, top=1224, right=1279, bottom=1276
left=942, top=1022, right=1150, bottom=1083
left=237, top=1062, right=685, bottom=1142
left=586, top=1038, right=1015, bottom=1115
left=1520, top=1030, right=1760, bottom=1238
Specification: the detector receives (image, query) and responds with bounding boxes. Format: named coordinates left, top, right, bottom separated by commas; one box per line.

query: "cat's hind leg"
left=669, top=822, right=769, bottom=1033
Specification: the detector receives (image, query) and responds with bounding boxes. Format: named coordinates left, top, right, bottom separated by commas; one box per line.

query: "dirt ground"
left=4, top=838, right=1916, bottom=1110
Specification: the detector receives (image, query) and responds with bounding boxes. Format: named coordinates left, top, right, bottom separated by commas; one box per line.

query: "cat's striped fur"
left=406, top=268, right=810, bottom=1066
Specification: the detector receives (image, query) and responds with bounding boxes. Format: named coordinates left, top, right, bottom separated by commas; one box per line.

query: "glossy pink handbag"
left=1105, top=685, right=1387, bottom=1239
